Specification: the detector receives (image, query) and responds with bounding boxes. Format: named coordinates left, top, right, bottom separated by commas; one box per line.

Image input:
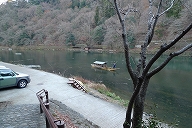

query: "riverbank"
left=0, top=61, right=126, bottom=128
left=1, top=45, right=191, bottom=56
left=71, top=76, right=129, bottom=107
left=1, top=47, right=191, bottom=127
left=0, top=61, right=173, bottom=128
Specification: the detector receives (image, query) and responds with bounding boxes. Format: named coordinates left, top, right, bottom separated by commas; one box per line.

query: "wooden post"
left=40, top=96, right=43, bottom=113
left=55, top=120, right=65, bottom=128
left=45, top=102, right=50, bottom=128
left=45, top=90, right=49, bottom=103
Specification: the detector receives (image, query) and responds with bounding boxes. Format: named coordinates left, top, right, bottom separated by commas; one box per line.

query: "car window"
left=0, top=69, right=14, bottom=77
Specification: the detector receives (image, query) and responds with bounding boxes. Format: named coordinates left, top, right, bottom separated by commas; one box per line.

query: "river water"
left=0, top=49, right=192, bottom=127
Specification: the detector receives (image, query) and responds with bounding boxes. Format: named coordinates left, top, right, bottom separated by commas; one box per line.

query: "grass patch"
left=73, top=76, right=129, bottom=107
left=97, top=88, right=129, bottom=107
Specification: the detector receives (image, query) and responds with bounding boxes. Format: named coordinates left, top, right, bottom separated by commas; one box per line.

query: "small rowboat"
left=91, top=61, right=119, bottom=71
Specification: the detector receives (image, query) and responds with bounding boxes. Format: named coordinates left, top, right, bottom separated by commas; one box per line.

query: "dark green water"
left=0, top=50, right=192, bottom=128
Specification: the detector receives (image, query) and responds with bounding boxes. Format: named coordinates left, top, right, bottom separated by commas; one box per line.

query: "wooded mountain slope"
left=0, top=0, right=191, bottom=50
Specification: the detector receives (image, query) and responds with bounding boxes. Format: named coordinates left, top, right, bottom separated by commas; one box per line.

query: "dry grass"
left=72, top=76, right=108, bottom=91
left=72, top=76, right=128, bottom=107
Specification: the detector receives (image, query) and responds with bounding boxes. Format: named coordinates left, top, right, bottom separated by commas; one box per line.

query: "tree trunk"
left=132, top=95, right=144, bottom=128
left=123, top=78, right=149, bottom=128
left=132, top=79, right=149, bottom=128
left=123, top=78, right=143, bottom=128
left=132, top=94, right=145, bottom=128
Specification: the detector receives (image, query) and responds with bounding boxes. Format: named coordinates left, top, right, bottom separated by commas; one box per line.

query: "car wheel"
left=17, top=80, right=27, bottom=88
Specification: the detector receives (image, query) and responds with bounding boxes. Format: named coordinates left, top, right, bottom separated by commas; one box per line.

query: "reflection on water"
left=0, top=50, right=192, bottom=127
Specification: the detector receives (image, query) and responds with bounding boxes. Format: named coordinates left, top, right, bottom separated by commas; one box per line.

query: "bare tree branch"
left=139, top=0, right=160, bottom=70
left=165, top=23, right=192, bottom=50
left=146, top=0, right=173, bottom=46
left=114, top=0, right=136, bottom=82
left=117, top=0, right=192, bottom=127
left=120, top=6, right=137, bottom=21
left=174, top=44, right=192, bottom=55
left=144, top=0, right=175, bottom=46
left=142, top=22, right=192, bottom=76
left=159, top=0, right=175, bottom=17
left=148, top=43, right=192, bottom=78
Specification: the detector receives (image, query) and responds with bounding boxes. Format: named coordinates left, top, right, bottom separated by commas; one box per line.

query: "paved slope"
left=0, top=62, right=126, bottom=128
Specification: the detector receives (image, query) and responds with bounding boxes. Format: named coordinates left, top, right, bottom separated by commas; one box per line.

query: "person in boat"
left=113, top=63, right=116, bottom=68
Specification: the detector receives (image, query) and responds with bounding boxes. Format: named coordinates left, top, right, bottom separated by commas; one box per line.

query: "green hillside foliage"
left=0, top=0, right=191, bottom=49
left=166, top=0, right=182, bottom=18
left=92, top=26, right=106, bottom=45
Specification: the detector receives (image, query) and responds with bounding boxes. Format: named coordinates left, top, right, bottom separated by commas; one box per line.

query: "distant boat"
left=25, top=65, right=41, bottom=69
left=91, top=61, right=119, bottom=71
left=15, top=53, right=22, bottom=55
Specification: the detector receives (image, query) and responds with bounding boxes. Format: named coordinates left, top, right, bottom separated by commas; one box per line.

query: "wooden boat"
left=91, top=61, right=119, bottom=71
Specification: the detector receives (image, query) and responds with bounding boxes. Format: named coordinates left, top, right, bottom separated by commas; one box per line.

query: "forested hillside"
left=0, top=0, right=191, bottom=50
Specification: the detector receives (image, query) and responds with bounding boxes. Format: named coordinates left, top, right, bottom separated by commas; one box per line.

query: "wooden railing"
left=36, top=89, right=65, bottom=128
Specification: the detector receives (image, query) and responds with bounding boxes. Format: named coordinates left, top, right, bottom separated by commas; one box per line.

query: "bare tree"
left=114, top=0, right=192, bottom=127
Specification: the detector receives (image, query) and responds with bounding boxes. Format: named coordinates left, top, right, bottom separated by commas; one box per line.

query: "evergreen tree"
left=71, top=0, right=80, bottom=9
left=66, top=33, right=76, bottom=46
left=94, top=6, right=100, bottom=26
left=101, top=0, right=115, bottom=18
left=92, top=26, right=106, bottom=45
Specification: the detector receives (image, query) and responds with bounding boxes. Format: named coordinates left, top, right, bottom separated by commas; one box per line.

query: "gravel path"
left=0, top=99, right=99, bottom=128
left=0, top=102, right=45, bottom=128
